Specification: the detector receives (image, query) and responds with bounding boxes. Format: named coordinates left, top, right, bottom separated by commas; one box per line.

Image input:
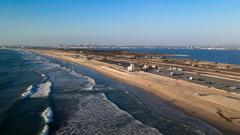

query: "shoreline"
left=31, top=49, right=240, bottom=135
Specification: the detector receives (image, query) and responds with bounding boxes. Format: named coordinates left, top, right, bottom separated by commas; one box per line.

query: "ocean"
left=0, top=49, right=223, bottom=135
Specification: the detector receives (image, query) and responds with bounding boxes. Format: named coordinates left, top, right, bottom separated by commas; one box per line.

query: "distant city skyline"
left=1, top=0, right=240, bottom=46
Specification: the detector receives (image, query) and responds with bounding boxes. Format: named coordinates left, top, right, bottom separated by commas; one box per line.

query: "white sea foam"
left=40, top=72, right=46, bottom=77
left=68, top=70, right=81, bottom=77
left=21, top=85, right=33, bottom=97
left=106, top=86, right=114, bottom=90
left=31, top=81, right=52, bottom=98
left=100, top=93, right=162, bottom=134
left=60, top=66, right=71, bottom=72
left=69, top=70, right=96, bottom=90
left=55, top=93, right=162, bottom=135
left=43, top=63, right=61, bottom=70
left=40, top=107, right=53, bottom=135
left=40, top=125, right=49, bottom=135
left=36, top=56, right=42, bottom=60
left=41, top=107, right=53, bottom=124
left=36, top=71, right=47, bottom=78
left=82, top=76, right=95, bottom=90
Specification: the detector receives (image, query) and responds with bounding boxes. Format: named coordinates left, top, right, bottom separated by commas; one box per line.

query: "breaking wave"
left=21, top=85, right=33, bottom=97
left=40, top=125, right=49, bottom=135
left=40, top=107, right=53, bottom=135
left=69, top=70, right=95, bottom=90
left=21, top=81, right=52, bottom=98
left=31, top=81, right=52, bottom=98
left=55, top=93, right=162, bottom=135
left=41, top=107, right=53, bottom=124
left=81, top=76, right=95, bottom=90
left=59, top=66, right=72, bottom=72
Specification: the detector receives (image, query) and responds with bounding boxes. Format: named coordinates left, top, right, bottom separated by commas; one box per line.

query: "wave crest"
left=21, top=85, right=33, bottom=97
left=40, top=107, right=53, bottom=135
left=69, top=70, right=95, bottom=90
left=42, top=107, right=53, bottom=124
left=40, top=125, right=49, bottom=135
left=31, top=81, right=52, bottom=98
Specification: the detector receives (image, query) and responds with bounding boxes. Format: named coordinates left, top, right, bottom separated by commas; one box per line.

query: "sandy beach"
left=32, top=49, right=240, bottom=135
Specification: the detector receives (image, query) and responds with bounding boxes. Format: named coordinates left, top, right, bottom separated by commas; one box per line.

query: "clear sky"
left=0, top=0, right=240, bottom=46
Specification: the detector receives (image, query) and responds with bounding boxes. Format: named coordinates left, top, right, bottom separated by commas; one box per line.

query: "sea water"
left=128, top=48, right=240, bottom=65
left=99, top=48, right=240, bottom=65
left=0, top=49, right=222, bottom=135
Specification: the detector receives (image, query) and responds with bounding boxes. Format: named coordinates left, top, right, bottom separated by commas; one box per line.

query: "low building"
left=156, top=66, right=165, bottom=72
left=177, top=68, right=183, bottom=71
left=142, top=64, right=150, bottom=72
left=127, top=63, right=136, bottom=72
left=168, top=67, right=183, bottom=72
left=184, top=61, right=191, bottom=64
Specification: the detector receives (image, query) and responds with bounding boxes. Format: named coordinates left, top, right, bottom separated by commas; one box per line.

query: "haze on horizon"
left=0, top=0, right=240, bottom=46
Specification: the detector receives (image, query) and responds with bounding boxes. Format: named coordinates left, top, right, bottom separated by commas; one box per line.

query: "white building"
left=168, top=67, right=183, bottom=72
left=177, top=68, right=183, bottom=71
left=127, top=63, right=136, bottom=72
left=142, top=64, right=149, bottom=70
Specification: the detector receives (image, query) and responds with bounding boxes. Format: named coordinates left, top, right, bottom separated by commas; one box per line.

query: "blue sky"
left=0, top=0, right=240, bottom=46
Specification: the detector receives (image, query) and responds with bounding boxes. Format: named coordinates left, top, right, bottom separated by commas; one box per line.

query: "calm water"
left=0, top=49, right=222, bottom=135
left=101, top=48, right=240, bottom=65
left=131, top=48, right=240, bottom=64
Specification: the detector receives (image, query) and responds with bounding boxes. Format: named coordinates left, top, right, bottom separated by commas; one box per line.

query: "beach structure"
left=170, top=72, right=175, bottom=76
left=184, top=61, right=191, bottom=65
left=127, top=63, right=136, bottom=72
left=142, top=64, right=150, bottom=71
left=168, top=66, right=183, bottom=72
left=177, top=68, right=183, bottom=71
left=151, top=65, right=156, bottom=68
left=156, top=66, right=166, bottom=72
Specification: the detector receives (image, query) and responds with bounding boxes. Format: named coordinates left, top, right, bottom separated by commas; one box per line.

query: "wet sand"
left=32, top=49, right=240, bottom=135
